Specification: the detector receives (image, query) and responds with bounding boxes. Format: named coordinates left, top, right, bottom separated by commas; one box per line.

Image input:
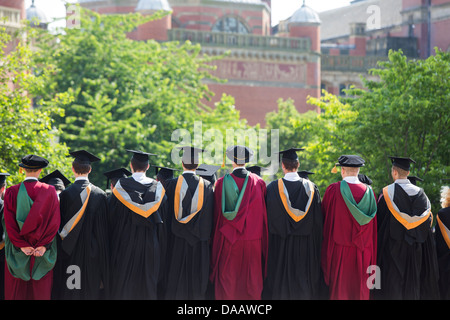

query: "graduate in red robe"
left=0, top=172, right=11, bottom=300
left=2, top=155, right=60, bottom=300
left=210, top=146, right=268, bottom=300
left=321, top=155, right=377, bottom=300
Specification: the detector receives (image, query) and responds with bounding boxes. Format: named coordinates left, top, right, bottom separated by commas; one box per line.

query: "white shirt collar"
left=284, top=172, right=301, bottom=182
left=232, top=166, right=245, bottom=172
left=132, top=172, right=154, bottom=184
left=182, top=171, right=195, bottom=175
left=75, top=176, right=89, bottom=182
left=24, top=177, right=38, bottom=181
left=343, top=176, right=361, bottom=184
left=394, top=179, right=420, bottom=196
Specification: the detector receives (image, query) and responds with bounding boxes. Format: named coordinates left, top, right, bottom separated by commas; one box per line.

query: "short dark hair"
left=282, top=159, right=299, bottom=171
left=130, top=157, right=148, bottom=172
left=182, top=161, right=198, bottom=170
left=72, top=159, right=91, bottom=175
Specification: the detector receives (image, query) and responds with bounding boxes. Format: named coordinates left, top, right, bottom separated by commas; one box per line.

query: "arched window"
left=212, top=16, right=249, bottom=34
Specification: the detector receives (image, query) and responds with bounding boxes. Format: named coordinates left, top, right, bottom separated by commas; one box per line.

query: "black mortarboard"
left=40, top=170, right=71, bottom=190
left=104, top=168, right=132, bottom=181
left=407, top=175, right=423, bottom=185
left=337, top=155, right=365, bottom=167
left=19, top=154, right=49, bottom=170
left=69, top=150, right=101, bottom=164
left=103, top=167, right=132, bottom=189
left=226, top=145, right=254, bottom=164
left=332, top=155, right=365, bottom=173
left=178, top=146, right=205, bottom=165
left=389, top=156, right=415, bottom=171
left=196, top=164, right=220, bottom=184
left=153, top=165, right=179, bottom=181
left=127, top=149, right=157, bottom=162
left=277, top=148, right=305, bottom=161
left=0, top=172, right=10, bottom=184
left=246, top=165, right=267, bottom=177
left=298, top=170, right=314, bottom=179
left=358, top=173, right=373, bottom=185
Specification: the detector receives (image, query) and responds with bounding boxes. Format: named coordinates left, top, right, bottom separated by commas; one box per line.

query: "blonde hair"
left=441, top=186, right=450, bottom=208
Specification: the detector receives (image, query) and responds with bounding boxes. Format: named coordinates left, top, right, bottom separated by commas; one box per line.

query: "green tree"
left=32, top=6, right=242, bottom=186
left=0, top=27, right=72, bottom=185
left=266, top=49, right=449, bottom=215
left=345, top=49, right=450, bottom=214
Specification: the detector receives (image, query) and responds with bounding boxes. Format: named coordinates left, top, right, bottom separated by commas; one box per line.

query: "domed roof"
left=135, top=0, right=172, bottom=12
left=289, top=1, right=321, bottom=25
left=26, top=0, right=49, bottom=25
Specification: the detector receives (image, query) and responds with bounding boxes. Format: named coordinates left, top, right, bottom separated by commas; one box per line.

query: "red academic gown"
left=210, top=169, right=268, bottom=300
left=321, top=181, right=377, bottom=300
left=3, top=180, right=60, bottom=300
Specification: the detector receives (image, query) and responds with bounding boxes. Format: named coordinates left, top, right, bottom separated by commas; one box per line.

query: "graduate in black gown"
left=376, top=156, right=439, bottom=300
left=108, top=149, right=168, bottom=300
left=0, top=172, right=10, bottom=300
left=263, top=148, right=324, bottom=300
left=54, top=150, right=109, bottom=300
left=162, top=146, right=214, bottom=300
left=436, top=186, right=450, bottom=299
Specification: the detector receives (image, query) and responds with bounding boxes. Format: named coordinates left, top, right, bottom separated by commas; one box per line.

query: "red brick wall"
left=0, top=0, right=25, bottom=19
left=207, top=83, right=319, bottom=126
left=289, top=25, right=320, bottom=52
left=128, top=14, right=171, bottom=41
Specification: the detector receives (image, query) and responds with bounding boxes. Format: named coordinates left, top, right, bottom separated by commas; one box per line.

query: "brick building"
left=77, top=0, right=322, bottom=125
left=3, top=0, right=450, bottom=125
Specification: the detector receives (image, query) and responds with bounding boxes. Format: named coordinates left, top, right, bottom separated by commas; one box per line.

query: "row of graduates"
left=0, top=146, right=449, bottom=300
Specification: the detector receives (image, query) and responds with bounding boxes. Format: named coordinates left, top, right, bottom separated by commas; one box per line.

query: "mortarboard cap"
left=407, top=175, right=423, bottom=185
left=103, top=167, right=132, bottom=190
left=178, top=146, right=205, bottom=165
left=19, top=154, right=49, bottom=170
left=196, top=164, right=220, bottom=184
left=69, top=150, right=100, bottom=164
left=127, top=149, right=157, bottom=162
left=298, top=170, right=314, bottom=179
left=277, top=147, right=305, bottom=161
left=0, top=172, right=10, bottom=184
left=40, top=170, right=71, bottom=190
left=358, top=173, right=373, bottom=185
left=337, top=155, right=365, bottom=167
left=389, top=156, right=415, bottom=171
left=226, top=145, right=254, bottom=165
left=104, top=167, right=132, bottom=181
left=153, top=165, right=180, bottom=181
left=246, top=165, right=267, bottom=177
left=332, top=155, right=365, bottom=173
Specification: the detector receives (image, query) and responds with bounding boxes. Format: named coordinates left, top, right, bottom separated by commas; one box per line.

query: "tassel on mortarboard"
left=331, top=164, right=338, bottom=174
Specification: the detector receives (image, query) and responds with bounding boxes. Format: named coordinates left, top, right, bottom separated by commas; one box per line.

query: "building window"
left=212, top=16, right=249, bottom=34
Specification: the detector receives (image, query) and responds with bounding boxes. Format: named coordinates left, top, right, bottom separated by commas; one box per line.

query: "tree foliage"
left=0, top=27, right=72, bottom=185
left=267, top=49, right=449, bottom=214
left=32, top=6, right=243, bottom=186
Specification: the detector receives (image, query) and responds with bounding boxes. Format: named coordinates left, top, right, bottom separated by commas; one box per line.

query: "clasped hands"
left=20, top=246, right=46, bottom=257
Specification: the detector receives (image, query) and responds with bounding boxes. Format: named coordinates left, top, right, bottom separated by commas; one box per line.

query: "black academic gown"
left=436, top=206, right=450, bottom=299
left=108, top=176, right=168, bottom=300
left=162, top=173, right=214, bottom=300
left=262, top=177, right=324, bottom=300
left=376, top=184, right=440, bottom=300
left=52, top=180, right=109, bottom=300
